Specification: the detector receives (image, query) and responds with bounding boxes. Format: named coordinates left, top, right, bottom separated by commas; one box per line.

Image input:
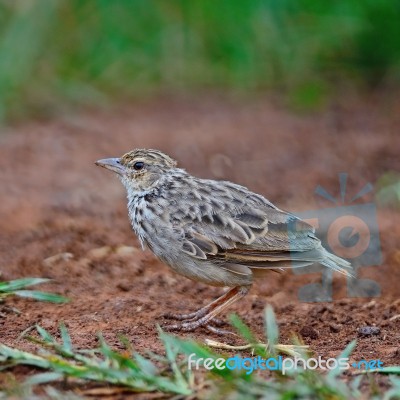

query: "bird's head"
left=95, top=148, right=178, bottom=193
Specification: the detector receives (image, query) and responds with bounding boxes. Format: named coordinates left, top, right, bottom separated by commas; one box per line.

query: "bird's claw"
left=161, top=311, right=225, bottom=326
left=162, top=321, right=235, bottom=336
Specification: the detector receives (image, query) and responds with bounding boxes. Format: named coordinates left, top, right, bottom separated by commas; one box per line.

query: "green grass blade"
left=24, top=372, right=64, bottom=385
left=389, top=375, right=400, bottom=388
left=13, top=290, right=68, bottom=303
left=265, top=305, right=279, bottom=351
left=133, top=353, right=158, bottom=376
left=36, top=325, right=56, bottom=344
left=0, top=344, right=50, bottom=369
left=158, top=328, right=191, bottom=394
left=229, top=314, right=258, bottom=345
left=327, top=340, right=356, bottom=379
left=0, top=312, right=397, bottom=398
left=60, top=323, right=73, bottom=354
left=160, top=329, right=236, bottom=380
left=97, top=334, right=139, bottom=371
left=370, top=366, right=400, bottom=375
left=0, top=278, right=50, bottom=292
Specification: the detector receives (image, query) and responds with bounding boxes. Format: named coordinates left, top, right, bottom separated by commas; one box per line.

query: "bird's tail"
left=321, top=250, right=354, bottom=277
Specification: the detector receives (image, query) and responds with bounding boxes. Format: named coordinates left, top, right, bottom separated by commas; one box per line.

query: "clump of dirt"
left=0, top=96, right=399, bottom=388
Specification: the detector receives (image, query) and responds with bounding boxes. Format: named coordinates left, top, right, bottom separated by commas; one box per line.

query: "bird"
left=95, top=148, right=352, bottom=333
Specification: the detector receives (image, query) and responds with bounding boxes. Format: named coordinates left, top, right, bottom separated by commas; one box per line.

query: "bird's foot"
left=161, top=316, right=233, bottom=335
left=161, top=286, right=249, bottom=335
left=162, top=311, right=225, bottom=326
left=162, top=319, right=207, bottom=332
left=162, top=309, right=209, bottom=322
left=205, top=324, right=237, bottom=336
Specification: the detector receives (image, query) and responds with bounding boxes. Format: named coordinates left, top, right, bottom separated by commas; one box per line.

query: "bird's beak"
left=95, top=158, right=125, bottom=176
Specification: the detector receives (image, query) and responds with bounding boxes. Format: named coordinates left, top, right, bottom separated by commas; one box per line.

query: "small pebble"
left=115, top=245, right=138, bottom=256
left=358, top=326, right=380, bottom=336
left=329, top=323, right=342, bottom=333
left=43, top=252, right=74, bottom=267
left=117, top=282, right=133, bottom=292
left=300, top=325, right=319, bottom=339
left=87, top=246, right=112, bottom=259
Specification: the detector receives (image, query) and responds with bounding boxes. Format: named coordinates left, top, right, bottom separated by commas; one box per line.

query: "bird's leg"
left=162, top=286, right=250, bottom=332
left=162, top=286, right=241, bottom=322
left=205, top=324, right=238, bottom=336
left=162, top=309, right=209, bottom=321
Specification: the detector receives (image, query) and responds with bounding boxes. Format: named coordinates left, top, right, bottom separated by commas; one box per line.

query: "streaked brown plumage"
left=95, top=149, right=352, bottom=332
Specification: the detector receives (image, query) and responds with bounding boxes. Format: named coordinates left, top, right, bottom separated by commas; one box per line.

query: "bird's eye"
left=133, top=161, right=144, bottom=171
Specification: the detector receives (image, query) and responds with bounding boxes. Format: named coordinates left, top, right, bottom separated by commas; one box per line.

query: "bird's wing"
left=173, top=179, right=324, bottom=272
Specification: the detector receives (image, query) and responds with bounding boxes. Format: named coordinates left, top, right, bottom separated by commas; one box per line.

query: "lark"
left=95, top=149, right=352, bottom=333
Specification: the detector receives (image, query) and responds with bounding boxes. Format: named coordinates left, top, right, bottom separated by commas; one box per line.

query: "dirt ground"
left=0, top=95, right=399, bottom=393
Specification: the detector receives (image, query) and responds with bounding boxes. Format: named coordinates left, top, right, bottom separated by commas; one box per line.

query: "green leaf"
left=161, top=333, right=215, bottom=360
left=60, top=323, right=73, bottom=354
left=229, top=314, right=258, bottom=345
left=0, top=278, right=50, bottom=292
left=134, top=353, right=158, bottom=376
left=0, top=343, right=50, bottom=369
left=372, top=366, right=400, bottom=375
left=36, top=325, right=56, bottom=344
left=265, top=305, right=279, bottom=350
left=13, top=290, right=69, bottom=303
left=389, top=375, right=400, bottom=387
left=350, top=374, right=363, bottom=392
left=158, top=328, right=191, bottom=394
left=327, top=340, right=356, bottom=379
left=25, top=372, right=64, bottom=385
left=383, top=376, right=400, bottom=400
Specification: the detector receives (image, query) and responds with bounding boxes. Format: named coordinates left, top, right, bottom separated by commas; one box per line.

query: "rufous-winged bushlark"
left=95, top=149, right=352, bottom=333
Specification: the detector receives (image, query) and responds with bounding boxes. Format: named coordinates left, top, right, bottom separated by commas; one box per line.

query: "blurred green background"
left=0, top=0, right=399, bottom=122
